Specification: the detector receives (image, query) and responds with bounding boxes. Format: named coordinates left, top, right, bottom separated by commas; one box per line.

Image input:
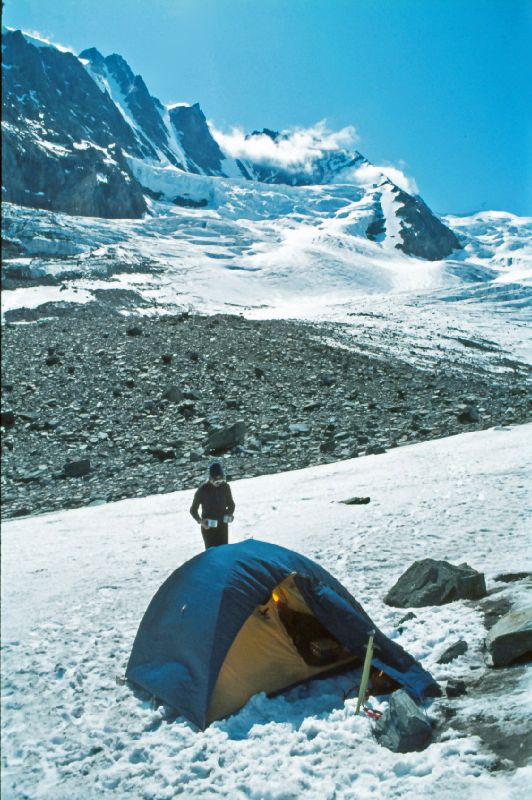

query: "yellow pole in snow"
left=356, top=630, right=375, bottom=714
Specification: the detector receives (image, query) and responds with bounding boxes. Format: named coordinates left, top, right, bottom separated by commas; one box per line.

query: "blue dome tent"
left=126, top=539, right=439, bottom=729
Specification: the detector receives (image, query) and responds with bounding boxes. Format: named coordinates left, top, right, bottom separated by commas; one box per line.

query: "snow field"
left=2, top=425, right=531, bottom=799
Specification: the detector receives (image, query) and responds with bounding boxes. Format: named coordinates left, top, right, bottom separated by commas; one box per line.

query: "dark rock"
left=445, top=679, right=467, bottom=698
left=225, top=399, right=240, bottom=409
left=339, top=496, right=371, bottom=505
left=46, top=355, right=60, bottom=366
left=384, top=559, right=487, bottom=607
left=161, top=354, right=173, bottom=365
left=1, top=410, right=15, bottom=427
left=178, top=401, right=196, bottom=419
left=495, top=572, right=531, bottom=584
left=457, top=404, right=480, bottom=424
left=125, top=379, right=136, bottom=389
left=320, top=373, right=335, bottom=387
left=149, top=447, right=176, bottom=462
left=183, top=389, right=201, bottom=401
left=254, top=366, right=265, bottom=379
left=18, top=411, right=39, bottom=422
left=126, top=326, right=142, bottom=337
left=437, top=640, right=468, bottom=664
left=189, top=351, right=200, bottom=362
left=17, top=469, right=43, bottom=483
left=63, top=459, right=91, bottom=478
left=373, top=689, right=432, bottom=752
left=366, top=444, right=386, bottom=455
left=163, top=386, right=183, bottom=402
left=208, top=422, right=246, bottom=453
left=486, top=605, right=532, bottom=667
left=396, top=612, right=417, bottom=627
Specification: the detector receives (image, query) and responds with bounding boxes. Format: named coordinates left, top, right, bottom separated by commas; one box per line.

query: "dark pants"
left=202, top=523, right=228, bottom=550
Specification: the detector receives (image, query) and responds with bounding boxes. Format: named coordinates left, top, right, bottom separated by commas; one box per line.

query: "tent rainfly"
left=126, top=539, right=439, bottom=728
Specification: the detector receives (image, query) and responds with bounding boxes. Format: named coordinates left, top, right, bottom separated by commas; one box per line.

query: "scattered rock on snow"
left=384, top=559, right=487, bottom=607
left=339, top=496, right=371, bottom=505
left=485, top=604, right=532, bottom=667
left=445, top=679, right=467, bottom=698
left=373, top=689, right=432, bottom=753
left=437, top=640, right=468, bottom=664
left=396, top=611, right=417, bottom=627
left=494, top=572, right=531, bottom=584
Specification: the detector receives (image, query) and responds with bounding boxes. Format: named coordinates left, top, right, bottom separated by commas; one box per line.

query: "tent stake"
left=356, top=630, right=375, bottom=714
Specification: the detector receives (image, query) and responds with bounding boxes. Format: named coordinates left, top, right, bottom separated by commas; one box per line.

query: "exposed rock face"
left=374, top=689, right=432, bottom=752
left=486, top=605, right=532, bottom=667
left=2, top=30, right=146, bottom=218
left=392, top=187, right=461, bottom=261
left=169, top=103, right=225, bottom=175
left=384, top=559, right=487, bottom=607
left=79, top=48, right=182, bottom=167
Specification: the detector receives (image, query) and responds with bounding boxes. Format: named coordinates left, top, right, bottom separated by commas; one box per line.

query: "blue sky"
left=4, top=0, right=531, bottom=215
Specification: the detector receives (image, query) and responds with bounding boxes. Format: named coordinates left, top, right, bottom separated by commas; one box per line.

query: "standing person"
left=190, top=462, right=235, bottom=549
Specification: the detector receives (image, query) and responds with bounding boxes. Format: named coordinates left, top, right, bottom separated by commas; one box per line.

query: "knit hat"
left=208, top=461, right=225, bottom=480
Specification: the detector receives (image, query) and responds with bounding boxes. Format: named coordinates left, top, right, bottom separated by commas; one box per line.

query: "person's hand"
left=201, top=519, right=209, bottom=530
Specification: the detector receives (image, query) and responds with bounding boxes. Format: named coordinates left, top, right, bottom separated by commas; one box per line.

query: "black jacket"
left=190, top=481, right=235, bottom=523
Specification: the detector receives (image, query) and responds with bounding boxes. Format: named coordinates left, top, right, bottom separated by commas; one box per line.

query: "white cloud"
left=350, top=162, right=419, bottom=195
left=212, top=121, right=358, bottom=173
left=15, top=28, right=75, bottom=54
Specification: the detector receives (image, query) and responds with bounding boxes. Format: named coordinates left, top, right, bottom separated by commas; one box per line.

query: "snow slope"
left=2, top=425, right=531, bottom=799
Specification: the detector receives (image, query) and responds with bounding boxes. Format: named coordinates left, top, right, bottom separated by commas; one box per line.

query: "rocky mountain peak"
left=78, top=46, right=105, bottom=69
left=168, top=103, right=225, bottom=175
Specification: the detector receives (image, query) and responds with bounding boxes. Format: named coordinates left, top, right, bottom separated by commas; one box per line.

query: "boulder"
left=1, top=410, right=15, bottom=427
left=437, top=640, right=468, bottom=664
left=63, top=459, right=91, bottom=478
left=457, top=404, right=480, bottom=424
left=126, top=326, right=142, bottom=337
left=373, top=689, right=432, bottom=753
left=161, top=354, right=173, bottom=365
left=319, top=373, right=335, bottom=387
left=366, top=444, right=386, bottom=455
left=384, top=559, right=486, bottom=607
left=149, top=447, right=176, bottom=462
left=208, top=422, right=246, bottom=453
left=486, top=605, right=532, bottom=667
left=163, top=386, right=184, bottom=403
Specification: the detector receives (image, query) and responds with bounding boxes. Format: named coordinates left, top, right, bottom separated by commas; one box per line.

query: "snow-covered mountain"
left=2, top=27, right=460, bottom=260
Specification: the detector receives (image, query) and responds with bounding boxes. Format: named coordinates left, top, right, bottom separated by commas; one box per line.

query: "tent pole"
left=355, top=630, right=375, bottom=714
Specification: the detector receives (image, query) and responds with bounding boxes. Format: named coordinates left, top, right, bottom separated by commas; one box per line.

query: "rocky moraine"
left=1, top=306, right=531, bottom=519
